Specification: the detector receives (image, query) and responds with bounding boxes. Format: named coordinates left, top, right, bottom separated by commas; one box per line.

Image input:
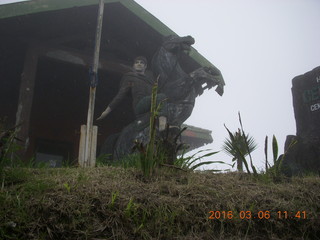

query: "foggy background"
left=134, top=0, right=320, bottom=171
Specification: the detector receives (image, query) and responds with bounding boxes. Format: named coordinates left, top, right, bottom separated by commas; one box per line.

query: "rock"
left=292, top=66, right=320, bottom=138
left=282, top=66, right=320, bottom=176
left=282, top=135, right=320, bottom=176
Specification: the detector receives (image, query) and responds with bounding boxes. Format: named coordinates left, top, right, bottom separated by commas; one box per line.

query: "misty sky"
left=134, top=0, right=320, bottom=171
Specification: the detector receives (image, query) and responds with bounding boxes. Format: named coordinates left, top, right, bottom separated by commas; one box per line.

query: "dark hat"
left=134, top=56, right=147, bottom=65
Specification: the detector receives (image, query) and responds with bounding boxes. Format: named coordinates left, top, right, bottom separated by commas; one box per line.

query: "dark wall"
left=28, top=57, right=134, bottom=161
left=0, top=39, right=26, bottom=126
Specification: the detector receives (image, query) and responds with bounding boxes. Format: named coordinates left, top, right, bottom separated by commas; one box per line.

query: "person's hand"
left=96, top=107, right=111, bottom=121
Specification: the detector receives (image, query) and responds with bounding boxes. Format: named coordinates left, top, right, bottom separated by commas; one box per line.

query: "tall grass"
left=0, top=122, right=21, bottom=170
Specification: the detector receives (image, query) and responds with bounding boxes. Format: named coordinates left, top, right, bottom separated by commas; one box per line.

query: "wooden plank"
left=78, top=124, right=87, bottom=167
left=84, top=0, right=104, bottom=167
left=45, top=47, right=131, bottom=73
left=89, top=125, right=98, bottom=167
left=15, top=44, right=39, bottom=157
left=84, top=88, right=95, bottom=167
left=78, top=125, right=98, bottom=167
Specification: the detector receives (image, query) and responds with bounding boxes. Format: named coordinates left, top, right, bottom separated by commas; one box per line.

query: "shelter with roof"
left=0, top=0, right=220, bottom=165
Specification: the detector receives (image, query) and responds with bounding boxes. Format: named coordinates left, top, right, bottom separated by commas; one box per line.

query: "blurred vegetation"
left=2, top=110, right=319, bottom=239
left=1, top=167, right=319, bottom=239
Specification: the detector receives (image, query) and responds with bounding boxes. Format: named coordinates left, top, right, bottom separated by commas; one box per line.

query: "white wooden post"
left=79, top=0, right=104, bottom=167
left=78, top=125, right=98, bottom=167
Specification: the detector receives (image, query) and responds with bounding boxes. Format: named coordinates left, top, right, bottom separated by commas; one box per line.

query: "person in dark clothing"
left=96, top=56, right=167, bottom=130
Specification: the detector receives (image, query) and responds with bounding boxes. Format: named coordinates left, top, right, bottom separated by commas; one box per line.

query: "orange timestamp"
left=208, top=210, right=308, bottom=220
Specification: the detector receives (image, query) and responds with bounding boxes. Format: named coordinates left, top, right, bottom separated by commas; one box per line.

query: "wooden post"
left=78, top=124, right=98, bottom=167
left=90, top=125, right=98, bottom=167
left=79, top=0, right=104, bottom=167
left=15, top=44, right=39, bottom=158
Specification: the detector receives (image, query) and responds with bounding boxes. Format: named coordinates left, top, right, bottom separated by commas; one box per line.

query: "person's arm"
left=96, top=76, right=131, bottom=121
left=96, top=106, right=111, bottom=121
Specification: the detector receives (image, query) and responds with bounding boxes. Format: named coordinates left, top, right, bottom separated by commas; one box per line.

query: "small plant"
left=95, top=153, right=112, bottom=167
left=132, top=81, right=168, bottom=177
left=63, top=183, right=71, bottom=193
left=0, top=121, right=21, bottom=169
left=222, top=112, right=258, bottom=174
left=175, top=149, right=226, bottom=171
left=264, top=135, right=297, bottom=179
left=110, top=191, right=119, bottom=208
left=264, top=135, right=279, bottom=172
left=125, top=198, right=138, bottom=218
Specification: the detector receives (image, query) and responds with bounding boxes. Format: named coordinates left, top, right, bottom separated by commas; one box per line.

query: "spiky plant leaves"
left=0, top=123, right=22, bottom=169
left=146, top=82, right=158, bottom=160
left=238, top=112, right=258, bottom=175
left=224, top=124, right=236, bottom=145
left=184, top=152, right=219, bottom=169
left=174, top=149, right=226, bottom=171
left=223, top=118, right=258, bottom=175
left=272, top=135, right=278, bottom=164
left=190, top=150, right=220, bottom=162
left=223, top=125, right=251, bottom=173
left=131, top=81, right=160, bottom=177
left=238, top=151, right=251, bottom=174
left=264, top=136, right=268, bottom=171
left=190, top=161, right=218, bottom=171
left=174, top=127, right=187, bottom=143
left=238, top=111, right=244, bottom=130
left=264, top=134, right=280, bottom=177
left=184, top=149, right=210, bottom=160
left=190, top=159, right=230, bottom=171
left=222, top=125, right=239, bottom=157
left=274, top=138, right=297, bottom=177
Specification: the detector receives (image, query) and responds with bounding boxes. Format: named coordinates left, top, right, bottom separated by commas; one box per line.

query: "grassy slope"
left=1, top=167, right=320, bottom=240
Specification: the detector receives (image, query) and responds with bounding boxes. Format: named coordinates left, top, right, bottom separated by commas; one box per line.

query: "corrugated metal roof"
left=182, top=124, right=213, bottom=142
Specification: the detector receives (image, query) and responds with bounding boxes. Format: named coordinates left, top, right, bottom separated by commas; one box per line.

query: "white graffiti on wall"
left=310, top=103, right=320, bottom=112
